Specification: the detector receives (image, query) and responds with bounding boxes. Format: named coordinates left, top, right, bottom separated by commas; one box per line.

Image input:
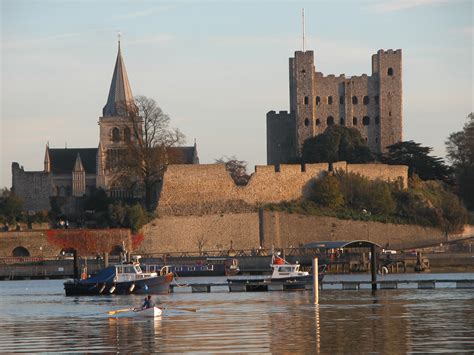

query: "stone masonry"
left=267, top=49, right=403, bottom=164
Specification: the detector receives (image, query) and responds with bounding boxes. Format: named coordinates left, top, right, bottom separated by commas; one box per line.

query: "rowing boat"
left=132, top=306, right=162, bottom=317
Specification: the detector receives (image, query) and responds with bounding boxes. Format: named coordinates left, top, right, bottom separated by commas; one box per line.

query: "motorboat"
left=64, top=261, right=173, bottom=296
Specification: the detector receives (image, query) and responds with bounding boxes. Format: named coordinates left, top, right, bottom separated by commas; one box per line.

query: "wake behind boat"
left=64, top=260, right=173, bottom=296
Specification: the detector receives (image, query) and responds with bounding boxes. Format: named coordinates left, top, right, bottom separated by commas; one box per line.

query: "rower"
left=142, top=295, right=155, bottom=310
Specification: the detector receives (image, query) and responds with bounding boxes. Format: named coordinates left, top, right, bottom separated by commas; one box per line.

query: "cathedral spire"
left=73, top=153, right=84, bottom=172
left=102, top=39, right=134, bottom=117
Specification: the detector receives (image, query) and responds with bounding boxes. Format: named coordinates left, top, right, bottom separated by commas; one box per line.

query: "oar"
left=162, top=306, right=198, bottom=313
left=107, top=308, right=133, bottom=315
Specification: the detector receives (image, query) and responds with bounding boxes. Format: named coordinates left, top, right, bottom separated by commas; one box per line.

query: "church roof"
left=49, top=148, right=97, bottom=174
left=167, top=146, right=199, bottom=164
left=102, top=41, right=134, bottom=117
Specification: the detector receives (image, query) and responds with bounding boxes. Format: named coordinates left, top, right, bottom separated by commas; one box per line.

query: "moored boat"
left=64, top=261, right=173, bottom=296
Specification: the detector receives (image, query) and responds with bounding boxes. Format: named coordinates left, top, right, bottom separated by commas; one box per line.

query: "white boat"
left=133, top=306, right=162, bottom=317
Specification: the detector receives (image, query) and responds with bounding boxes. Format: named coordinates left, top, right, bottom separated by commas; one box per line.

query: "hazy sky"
left=1, top=0, right=473, bottom=188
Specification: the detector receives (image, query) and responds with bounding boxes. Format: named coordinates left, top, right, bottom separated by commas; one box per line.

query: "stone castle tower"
left=267, top=49, right=403, bottom=164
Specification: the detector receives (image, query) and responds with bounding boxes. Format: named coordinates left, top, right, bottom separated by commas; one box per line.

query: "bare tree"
left=117, top=95, right=185, bottom=211
left=215, top=156, right=250, bottom=186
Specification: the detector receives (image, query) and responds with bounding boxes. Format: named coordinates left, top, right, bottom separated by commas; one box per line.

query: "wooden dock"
left=170, top=279, right=474, bottom=293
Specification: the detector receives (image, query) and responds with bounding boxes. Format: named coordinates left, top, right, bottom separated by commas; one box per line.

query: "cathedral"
left=12, top=41, right=199, bottom=212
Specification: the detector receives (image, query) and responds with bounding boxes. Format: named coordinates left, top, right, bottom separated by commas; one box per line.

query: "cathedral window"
left=304, top=96, right=309, bottom=105
left=363, top=116, right=370, bottom=125
left=375, top=95, right=379, bottom=104
left=363, top=96, right=370, bottom=105
left=339, top=96, right=344, bottom=105
left=124, top=127, right=131, bottom=142
left=353, top=117, right=358, bottom=125
left=388, top=68, right=393, bottom=76
left=327, top=116, right=334, bottom=125
left=304, top=118, right=310, bottom=126
left=375, top=116, right=380, bottom=125
left=112, top=127, right=120, bottom=142
left=328, top=96, right=333, bottom=105
left=340, top=117, right=345, bottom=125
left=316, top=119, right=321, bottom=126
left=352, top=96, right=358, bottom=105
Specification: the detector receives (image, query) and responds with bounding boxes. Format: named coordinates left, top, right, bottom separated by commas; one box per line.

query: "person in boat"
left=142, top=295, right=155, bottom=310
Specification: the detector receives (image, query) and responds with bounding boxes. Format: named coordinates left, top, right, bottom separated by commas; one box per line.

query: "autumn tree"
left=215, top=156, right=251, bottom=186
left=118, top=95, right=185, bottom=211
left=446, top=113, right=474, bottom=209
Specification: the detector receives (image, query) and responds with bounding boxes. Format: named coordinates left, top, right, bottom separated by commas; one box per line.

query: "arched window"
left=363, top=116, right=370, bottom=125
left=340, top=117, right=345, bottom=125
left=112, top=127, right=120, bottom=142
left=353, top=117, right=358, bottom=125
left=375, top=116, right=380, bottom=125
left=304, top=118, right=310, bottom=126
left=339, top=96, right=344, bottom=105
left=316, top=119, right=321, bottom=126
left=316, top=96, right=321, bottom=106
left=124, top=127, right=131, bottom=142
left=352, top=96, right=358, bottom=105
left=388, top=68, right=393, bottom=76
left=328, top=96, right=333, bottom=105
left=363, top=96, right=370, bottom=105
left=12, top=246, right=30, bottom=257
left=304, top=96, right=309, bottom=105
left=327, top=116, right=334, bottom=125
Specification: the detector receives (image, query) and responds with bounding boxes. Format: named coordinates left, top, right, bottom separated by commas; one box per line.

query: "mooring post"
left=104, top=252, right=109, bottom=268
left=72, top=250, right=79, bottom=280
left=370, top=244, right=377, bottom=291
left=313, top=257, right=319, bottom=304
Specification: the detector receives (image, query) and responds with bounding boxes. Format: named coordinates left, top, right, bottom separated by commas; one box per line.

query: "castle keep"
left=267, top=49, right=403, bottom=164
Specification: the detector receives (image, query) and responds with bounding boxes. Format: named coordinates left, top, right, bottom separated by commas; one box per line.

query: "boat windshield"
left=134, top=265, right=142, bottom=273
left=278, top=266, right=293, bottom=273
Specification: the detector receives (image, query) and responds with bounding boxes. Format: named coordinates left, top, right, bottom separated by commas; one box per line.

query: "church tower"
left=98, top=39, right=137, bottom=197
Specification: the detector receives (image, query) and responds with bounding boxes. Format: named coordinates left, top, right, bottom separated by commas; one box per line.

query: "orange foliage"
left=132, top=233, right=144, bottom=250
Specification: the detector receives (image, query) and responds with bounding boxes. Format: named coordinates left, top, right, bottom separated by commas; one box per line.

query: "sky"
left=1, top=0, right=473, bottom=189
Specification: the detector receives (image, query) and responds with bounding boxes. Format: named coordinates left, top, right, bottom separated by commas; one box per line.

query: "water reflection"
left=0, top=280, right=473, bottom=353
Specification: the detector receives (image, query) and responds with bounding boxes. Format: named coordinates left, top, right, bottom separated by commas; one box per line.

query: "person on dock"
left=142, top=295, right=155, bottom=310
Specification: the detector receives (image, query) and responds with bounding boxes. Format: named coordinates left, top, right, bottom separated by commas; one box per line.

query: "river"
left=0, top=274, right=473, bottom=353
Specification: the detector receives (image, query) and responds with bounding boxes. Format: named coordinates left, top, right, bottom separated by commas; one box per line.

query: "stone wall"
left=12, top=163, right=53, bottom=211
left=157, top=162, right=408, bottom=215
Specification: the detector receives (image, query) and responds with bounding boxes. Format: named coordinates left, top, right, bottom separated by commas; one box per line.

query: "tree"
left=302, top=126, right=373, bottom=164
left=215, top=156, right=251, bottom=186
left=446, top=113, right=474, bottom=209
left=381, top=141, right=451, bottom=182
left=0, top=188, right=23, bottom=224
left=118, top=95, right=185, bottom=211
left=310, top=174, right=344, bottom=209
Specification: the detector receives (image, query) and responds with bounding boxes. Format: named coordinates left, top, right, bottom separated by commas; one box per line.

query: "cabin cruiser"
left=268, top=253, right=325, bottom=283
left=64, top=258, right=173, bottom=296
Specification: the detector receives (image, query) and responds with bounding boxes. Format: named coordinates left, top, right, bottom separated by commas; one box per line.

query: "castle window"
left=328, top=96, right=333, bottom=105
left=352, top=96, right=358, bottom=105
left=327, top=116, right=334, bottom=125
left=304, top=118, right=310, bottom=126
left=124, top=127, right=131, bottom=143
left=340, top=117, right=345, bottom=125
left=316, top=119, right=321, bottom=126
left=375, top=95, right=379, bottom=104
left=375, top=137, right=379, bottom=143
left=353, top=117, right=358, bottom=125
left=304, top=96, right=309, bottom=105
left=339, top=96, right=344, bottom=105
left=375, top=116, right=380, bottom=125
left=112, top=127, right=120, bottom=142
left=363, top=116, right=370, bottom=125
left=365, top=137, right=368, bottom=143
left=316, top=96, right=321, bottom=106
left=301, top=69, right=306, bottom=74
left=363, top=96, right=370, bottom=105
left=388, top=67, right=393, bottom=76
left=389, top=111, right=392, bottom=116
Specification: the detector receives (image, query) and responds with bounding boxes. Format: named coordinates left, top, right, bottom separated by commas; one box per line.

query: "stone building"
left=267, top=48, right=403, bottom=164
left=12, top=41, right=199, bottom=212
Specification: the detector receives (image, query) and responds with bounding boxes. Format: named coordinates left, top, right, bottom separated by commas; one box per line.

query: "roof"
left=303, top=240, right=382, bottom=249
left=167, top=146, right=199, bottom=164
left=49, top=148, right=97, bottom=174
left=102, top=41, right=134, bottom=117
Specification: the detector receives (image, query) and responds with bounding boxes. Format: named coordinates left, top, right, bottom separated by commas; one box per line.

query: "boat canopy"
left=85, top=266, right=116, bottom=283
left=303, top=240, right=381, bottom=250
